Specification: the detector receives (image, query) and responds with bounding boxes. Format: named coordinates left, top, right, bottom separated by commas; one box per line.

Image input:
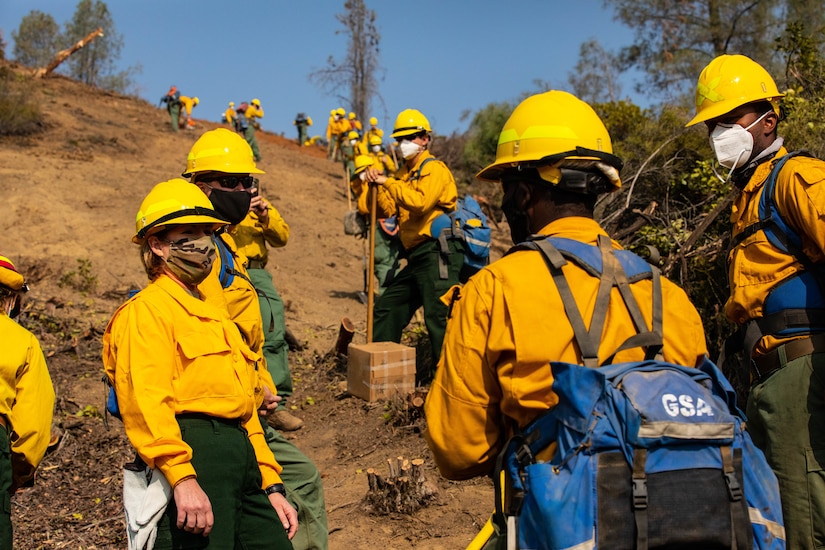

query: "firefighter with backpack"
left=103, top=179, right=297, bottom=547
left=363, top=108, right=462, bottom=382
left=183, top=128, right=329, bottom=549
left=293, top=112, right=313, bottom=146
left=159, top=85, right=181, bottom=132
left=424, top=91, right=785, bottom=549
left=688, top=54, right=825, bottom=549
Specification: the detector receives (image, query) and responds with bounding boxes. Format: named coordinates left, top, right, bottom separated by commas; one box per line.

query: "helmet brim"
left=132, top=217, right=227, bottom=244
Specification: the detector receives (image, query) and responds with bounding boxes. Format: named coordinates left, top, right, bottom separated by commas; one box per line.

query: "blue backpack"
left=494, top=235, right=785, bottom=549
left=416, top=157, right=491, bottom=278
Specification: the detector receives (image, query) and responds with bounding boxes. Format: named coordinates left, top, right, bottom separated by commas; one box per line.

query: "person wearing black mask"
left=182, top=128, right=330, bottom=550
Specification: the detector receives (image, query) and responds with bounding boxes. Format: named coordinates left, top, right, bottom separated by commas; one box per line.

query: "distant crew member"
left=179, top=95, right=199, bottom=130
left=293, top=113, right=313, bottom=146
left=245, top=98, right=265, bottom=162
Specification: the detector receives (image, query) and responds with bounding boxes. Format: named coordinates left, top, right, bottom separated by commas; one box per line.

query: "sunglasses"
left=200, top=174, right=255, bottom=189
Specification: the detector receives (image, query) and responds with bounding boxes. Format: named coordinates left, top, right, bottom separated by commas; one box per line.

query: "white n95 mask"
left=710, top=111, right=770, bottom=170
left=398, top=140, right=421, bottom=159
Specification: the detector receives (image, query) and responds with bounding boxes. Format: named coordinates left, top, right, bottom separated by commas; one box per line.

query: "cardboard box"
left=347, top=342, right=416, bottom=402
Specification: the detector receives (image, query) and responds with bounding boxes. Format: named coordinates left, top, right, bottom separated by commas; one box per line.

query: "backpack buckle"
left=724, top=471, right=743, bottom=502
left=632, top=478, right=648, bottom=509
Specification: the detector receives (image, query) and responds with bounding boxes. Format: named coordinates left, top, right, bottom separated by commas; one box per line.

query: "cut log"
left=332, top=316, right=355, bottom=356
left=34, top=28, right=104, bottom=79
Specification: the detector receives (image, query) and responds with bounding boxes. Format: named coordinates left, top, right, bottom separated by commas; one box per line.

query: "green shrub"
left=59, top=258, right=98, bottom=295
left=0, top=67, right=44, bottom=137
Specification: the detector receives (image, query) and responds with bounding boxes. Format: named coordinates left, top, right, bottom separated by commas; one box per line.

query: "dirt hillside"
left=0, top=63, right=512, bottom=549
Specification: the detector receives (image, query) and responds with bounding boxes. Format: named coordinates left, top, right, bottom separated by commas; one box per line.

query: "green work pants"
left=168, top=104, right=181, bottom=132
left=249, top=268, right=292, bottom=405
left=747, top=352, right=825, bottom=549
left=297, top=124, right=308, bottom=146
left=245, top=126, right=261, bottom=161
left=0, top=429, right=11, bottom=550
left=373, top=227, right=401, bottom=296
left=264, top=425, right=328, bottom=550
left=372, top=239, right=463, bottom=383
left=153, top=416, right=292, bottom=549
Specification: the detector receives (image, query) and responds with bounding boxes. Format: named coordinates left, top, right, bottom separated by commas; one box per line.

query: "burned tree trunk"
left=365, top=456, right=437, bottom=514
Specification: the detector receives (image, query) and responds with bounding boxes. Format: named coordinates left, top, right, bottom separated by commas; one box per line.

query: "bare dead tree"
left=308, top=0, right=382, bottom=119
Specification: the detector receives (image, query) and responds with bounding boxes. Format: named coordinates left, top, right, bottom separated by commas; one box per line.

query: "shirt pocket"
left=729, top=233, right=797, bottom=289
left=175, top=327, right=238, bottom=401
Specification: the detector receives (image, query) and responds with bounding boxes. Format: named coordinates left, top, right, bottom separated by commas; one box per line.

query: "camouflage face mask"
left=165, top=234, right=216, bottom=286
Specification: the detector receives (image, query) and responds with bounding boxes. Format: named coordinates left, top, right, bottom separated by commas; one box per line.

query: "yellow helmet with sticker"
left=686, top=54, right=783, bottom=127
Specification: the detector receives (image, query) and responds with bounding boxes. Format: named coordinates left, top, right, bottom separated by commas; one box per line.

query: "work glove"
left=123, top=462, right=172, bottom=550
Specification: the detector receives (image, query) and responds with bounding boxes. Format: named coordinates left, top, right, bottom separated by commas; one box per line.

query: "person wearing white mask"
left=688, top=53, right=825, bottom=549
left=367, top=134, right=397, bottom=176
left=364, top=108, right=462, bottom=382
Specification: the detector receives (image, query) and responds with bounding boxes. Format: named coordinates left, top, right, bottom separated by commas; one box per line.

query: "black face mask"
left=208, top=188, right=251, bottom=225
left=501, top=191, right=531, bottom=245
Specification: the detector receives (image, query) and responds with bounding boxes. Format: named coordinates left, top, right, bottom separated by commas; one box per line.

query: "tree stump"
left=365, top=456, right=437, bottom=514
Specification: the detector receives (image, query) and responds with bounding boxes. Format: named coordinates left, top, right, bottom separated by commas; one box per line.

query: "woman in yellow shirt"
left=103, top=179, right=296, bottom=548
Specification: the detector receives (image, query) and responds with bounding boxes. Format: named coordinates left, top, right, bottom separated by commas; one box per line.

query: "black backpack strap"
left=533, top=238, right=605, bottom=367
left=411, top=156, right=437, bottom=182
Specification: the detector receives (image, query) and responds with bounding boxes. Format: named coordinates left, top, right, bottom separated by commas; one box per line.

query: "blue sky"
left=2, top=0, right=643, bottom=139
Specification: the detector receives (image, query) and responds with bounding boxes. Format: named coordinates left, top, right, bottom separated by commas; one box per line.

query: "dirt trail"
left=1, top=65, right=500, bottom=548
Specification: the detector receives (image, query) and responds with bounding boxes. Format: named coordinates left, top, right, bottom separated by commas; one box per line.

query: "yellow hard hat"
left=368, top=135, right=383, bottom=146
left=348, top=112, right=357, bottom=120
left=183, top=128, right=265, bottom=177
left=354, top=155, right=373, bottom=176
left=347, top=130, right=360, bottom=140
left=686, top=54, right=784, bottom=127
left=330, top=109, right=336, bottom=116
left=0, top=255, right=26, bottom=292
left=251, top=98, right=261, bottom=107
left=392, top=109, right=432, bottom=139
left=336, top=107, right=345, bottom=116
left=133, top=179, right=227, bottom=244
left=229, top=101, right=235, bottom=107
left=369, top=116, right=378, bottom=126
left=477, top=90, right=622, bottom=192
left=193, top=97, right=200, bottom=106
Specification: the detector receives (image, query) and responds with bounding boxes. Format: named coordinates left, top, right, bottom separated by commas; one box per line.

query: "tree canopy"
left=63, top=0, right=138, bottom=93
left=458, top=15, right=825, bottom=386
left=11, top=10, right=62, bottom=68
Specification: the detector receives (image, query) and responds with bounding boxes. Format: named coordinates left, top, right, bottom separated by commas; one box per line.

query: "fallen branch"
left=34, top=27, right=104, bottom=79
